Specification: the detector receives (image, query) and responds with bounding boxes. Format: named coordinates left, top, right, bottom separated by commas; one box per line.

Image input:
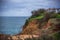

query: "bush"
left=53, top=32, right=60, bottom=40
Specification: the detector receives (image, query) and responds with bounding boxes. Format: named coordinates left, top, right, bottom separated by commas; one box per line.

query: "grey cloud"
left=0, top=0, right=60, bottom=16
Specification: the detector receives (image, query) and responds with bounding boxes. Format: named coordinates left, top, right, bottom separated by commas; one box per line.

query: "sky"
left=0, top=0, right=60, bottom=16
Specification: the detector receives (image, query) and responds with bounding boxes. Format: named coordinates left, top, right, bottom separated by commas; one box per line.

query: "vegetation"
left=53, top=32, right=60, bottom=40
left=56, top=14, right=60, bottom=18
left=24, top=8, right=60, bottom=40
left=29, top=15, right=44, bottom=21
left=28, top=8, right=60, bottom=22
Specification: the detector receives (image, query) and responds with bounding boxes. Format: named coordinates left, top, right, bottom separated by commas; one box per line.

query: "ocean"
left=0, top=17, right=28, bottom=35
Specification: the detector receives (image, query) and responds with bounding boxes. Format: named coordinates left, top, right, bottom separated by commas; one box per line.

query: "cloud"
left=0, top=0, right=60, bottom=16
left=0, top=8, right=31, bottom=16
left=10, top=0, right=21, bottom=3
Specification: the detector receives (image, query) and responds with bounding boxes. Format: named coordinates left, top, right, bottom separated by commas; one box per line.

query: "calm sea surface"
left=0, top=17, right=28, bottom=35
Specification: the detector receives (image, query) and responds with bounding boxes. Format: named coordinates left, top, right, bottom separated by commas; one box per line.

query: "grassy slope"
left=29, top=15, right=44, bottom=21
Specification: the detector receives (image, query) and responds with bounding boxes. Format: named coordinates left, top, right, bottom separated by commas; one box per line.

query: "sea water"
left=0, top=17, right=28, bottom=35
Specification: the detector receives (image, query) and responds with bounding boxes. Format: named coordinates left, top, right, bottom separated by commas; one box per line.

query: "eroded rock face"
left=48, top=18, right=60, bottom=32
left=21, top=19, right=41, bottom=35
left=20, top=18, right=60, bottom=39
left=0, top=34, right=10, bottom=40
left=40, top=18, right=60, bottom=37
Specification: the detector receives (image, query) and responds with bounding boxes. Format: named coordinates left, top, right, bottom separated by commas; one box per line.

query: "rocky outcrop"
left=0, top=34, right=10, bottom=40
left=21, top=19, right=41, bottom=35
left=19, top=8, right=60, bottom=40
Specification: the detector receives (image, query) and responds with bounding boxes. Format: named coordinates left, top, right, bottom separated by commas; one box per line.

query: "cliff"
left=0, top=8, right=60, bottom=40
left=19, top=8, right=60, bottom=40
left=21, top=8, right=60, bottom=34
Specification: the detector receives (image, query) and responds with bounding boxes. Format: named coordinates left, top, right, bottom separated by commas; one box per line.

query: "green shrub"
left=56, top=14, right=60, bottom=18
left=53, top=32, right=60, bottom=40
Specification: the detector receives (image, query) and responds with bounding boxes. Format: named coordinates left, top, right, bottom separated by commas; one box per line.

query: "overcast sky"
left=0, top=0, right=60, bottom=16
